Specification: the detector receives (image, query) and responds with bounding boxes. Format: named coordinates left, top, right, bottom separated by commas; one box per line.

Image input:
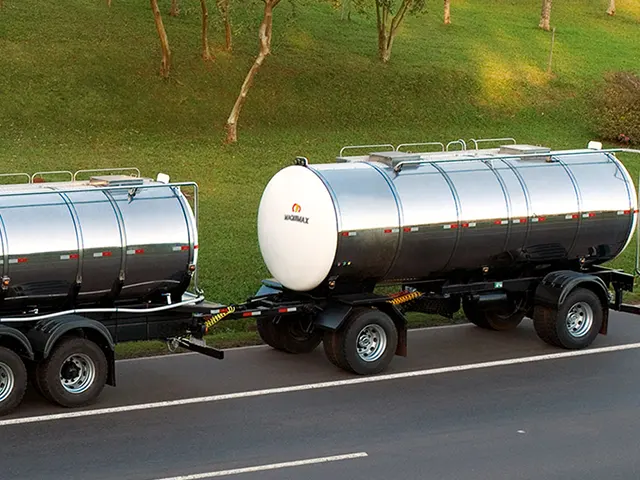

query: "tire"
left=257, top=316, right=322, bottom=354
left=322, top=330, right=349, bottom=370
left=0, top=346, right=28, bottom=417
left=35, top=338, right=108, bottom=408
left=533, top=288, right=603, bottom=349
left=256, top=316, right=287, bottom=351
left=462, top=299, right=525, bottom=331
left=27, top=360, right=49, bottom=401
left=323, top=308, right=398, bottom=375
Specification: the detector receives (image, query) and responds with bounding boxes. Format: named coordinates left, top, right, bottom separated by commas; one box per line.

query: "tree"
left=170, top=0, right=179, bottom=16
left=444, top=0, right=451, bottom=25
left=151, top=0, right=171, bottom=77
left=539, top=0, right=552, bottom=31
left=606, top=0, right=615, bottom=15
left=225, top=0, right=281, bottom=143
left=217, top=0, right=233, bottom=51
left=375, top=0, right=424, bottom=63
left=200, top=0, right=213, bottom=60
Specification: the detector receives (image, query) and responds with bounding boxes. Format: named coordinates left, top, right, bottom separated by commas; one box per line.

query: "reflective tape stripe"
left=242, top=311, right=262, bottom=317
left=93, top=251, right=112, bottom=258
left=60, top=254, right=79, bottom=260
left=278, top=307, right=298, bottom=313
left=9, top=258, right=27, bottom=264
left=127, top=249, right=145, bottom=255
left=383, top=228, right=399, bottom=234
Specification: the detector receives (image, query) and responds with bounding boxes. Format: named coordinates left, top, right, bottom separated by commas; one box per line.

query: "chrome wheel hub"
left=0, top=362, right=15, bottom=403
left=60, top=353, right=96, bottom=394
left=356, top=324, right=387, bottom=362
left=566, top=302, right=593, bottom=338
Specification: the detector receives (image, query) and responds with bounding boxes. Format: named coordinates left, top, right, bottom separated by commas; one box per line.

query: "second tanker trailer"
left=249, top=139, right=640, bottom=376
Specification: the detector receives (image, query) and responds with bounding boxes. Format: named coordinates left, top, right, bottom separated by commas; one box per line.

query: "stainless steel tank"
left=0, top=174, right=198, bottom=309
left=257, top=144, right=638, bottom=292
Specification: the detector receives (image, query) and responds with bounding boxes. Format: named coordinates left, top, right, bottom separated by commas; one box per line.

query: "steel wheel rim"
left=60, top=353, right=96, bottom=394
left=566, top=301, right=594, bottom=338
left=356, top=324, right=387, bottom=362
left=0, top=362, right=15, bottom=403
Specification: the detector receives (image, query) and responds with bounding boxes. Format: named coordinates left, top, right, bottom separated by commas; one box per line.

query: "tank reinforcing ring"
left=0, top=361, right=15, bottom=403
left=60, top=353, right=96, bottom=394
left=565, top=301, right=594, bottom=338
left=356, top=324, right=388, bottom=362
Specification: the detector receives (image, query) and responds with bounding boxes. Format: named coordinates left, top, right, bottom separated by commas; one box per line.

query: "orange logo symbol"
left=292, top=203, right=302, bottom=213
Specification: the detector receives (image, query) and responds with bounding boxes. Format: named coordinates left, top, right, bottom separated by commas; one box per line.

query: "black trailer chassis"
left=1, top=265, right=639, bottom=417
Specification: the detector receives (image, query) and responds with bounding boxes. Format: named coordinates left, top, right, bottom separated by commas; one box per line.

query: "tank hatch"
left=89, top=175, right=145, bottom=186
left=498, top=144, right=552, bottom=161
left=367, top=151, right=422, bottom=167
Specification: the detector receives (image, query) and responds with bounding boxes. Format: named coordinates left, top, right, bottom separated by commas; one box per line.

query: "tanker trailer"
left=0, top=169, right=225, bottom=417
left=252, top=140, right=640, bottom=375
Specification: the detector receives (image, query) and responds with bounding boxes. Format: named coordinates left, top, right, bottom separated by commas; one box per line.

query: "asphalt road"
left=2, top=313, right=640, bottom=480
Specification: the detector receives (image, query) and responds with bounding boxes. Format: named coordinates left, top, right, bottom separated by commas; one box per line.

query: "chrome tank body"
left=0, top=175, right=198, bottom=310
left=310, top=147, right=637, bottom=289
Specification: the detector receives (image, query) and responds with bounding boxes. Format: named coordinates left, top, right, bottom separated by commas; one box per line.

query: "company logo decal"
left=285, top=203, right=309, bottom=224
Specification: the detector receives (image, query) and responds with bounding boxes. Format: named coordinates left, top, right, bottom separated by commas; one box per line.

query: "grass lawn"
left=1, top=0, right=639, bottom=358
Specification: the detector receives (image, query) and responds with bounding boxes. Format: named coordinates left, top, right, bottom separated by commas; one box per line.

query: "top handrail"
left=31, top=171, right=74, bottom=183
left=468, top=137, right=517, bottom=150
left=0, top=173, right=31, bottom=185
left=392, top=148, right=640, bottom=172
left=396, top=142, right=445, bottom=153
left=446, top=139, right=467, bottom=151
left=339, top=144, right=396, bottom=157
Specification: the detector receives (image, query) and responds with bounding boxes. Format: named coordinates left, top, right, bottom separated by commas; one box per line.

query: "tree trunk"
left=375, top=0, right=412, bottom=63
left=107, top=0, right=112, bottom=7
left=539, top=0, right=552, bottom=31
left=444, top=0, right=451, bottom=25
left=225, top=0, right=279, bottom=144
left=218, top=0, right=232, bottom=51
left=606, top=0, right=615, bottom=15
left=200, top=0, right=213, bottom=61
left=170, top=0, right=179, bottom=16
left=151, top=0, right=171, bottom=78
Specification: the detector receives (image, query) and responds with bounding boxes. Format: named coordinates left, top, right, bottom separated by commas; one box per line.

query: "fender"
left=254, top=279, right=284, bottom=297
left=313, top=300, right=408, bottom=356
left=0, top=325, right=34, bottom=360
left=535, top=270, right=610, bottom=334
left=27, top=315, right=116, bottom=386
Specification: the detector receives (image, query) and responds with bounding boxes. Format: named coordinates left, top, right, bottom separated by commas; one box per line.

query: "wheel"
left=0, top=346, right=28, bottom=417
left=322, top=308, right=398, bottom=375
left=35, top=337, right=108, bottom=408
left=533, top=288, right=603, bottom=349
left=257, top=315, right=322, bottom=354
left=462, top=298, right=525, bottom=331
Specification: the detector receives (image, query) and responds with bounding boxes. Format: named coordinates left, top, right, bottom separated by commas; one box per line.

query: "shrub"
left=595, top=71, right=640, bottom=145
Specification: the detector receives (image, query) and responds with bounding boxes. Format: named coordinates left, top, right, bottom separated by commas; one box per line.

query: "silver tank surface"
left=257, top=143, right=638, bottom=292
left=0, top=174, right=198, bottom=309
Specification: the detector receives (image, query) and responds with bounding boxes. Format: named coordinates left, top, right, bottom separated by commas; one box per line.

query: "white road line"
left=149, top=452, right=368, bottom=480
left=116, top=324, right=471, bottom=363
left=4, top=341, right=640, bottom=427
